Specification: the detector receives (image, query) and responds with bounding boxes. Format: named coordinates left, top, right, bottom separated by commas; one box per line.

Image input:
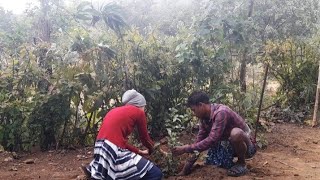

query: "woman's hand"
left=139, top=149, right=149, bottom=156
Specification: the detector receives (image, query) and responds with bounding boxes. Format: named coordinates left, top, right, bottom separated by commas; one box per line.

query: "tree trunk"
left=37, top=0, right=52, bottom=76
left=39, top=0, right=51, bottom=42
left=81, top=112, right=94, bottom=145
left=239, top=0, right=254, bottom=93
left=239, top=49, right=247, bottom=92
left=312, top=61, right=320, bottom=127
left=248, top=0, right=254, bottom=17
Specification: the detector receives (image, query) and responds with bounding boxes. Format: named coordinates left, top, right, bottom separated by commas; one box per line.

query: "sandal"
left=227, top=164, right=248, bottom=177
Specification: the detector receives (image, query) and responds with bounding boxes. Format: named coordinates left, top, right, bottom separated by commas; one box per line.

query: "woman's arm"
left=136, top=112, right=154, bottom=154
left=125, top=143, right=140, bottom=154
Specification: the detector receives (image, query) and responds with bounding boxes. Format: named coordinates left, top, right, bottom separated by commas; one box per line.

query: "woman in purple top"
left=172, top=91, right=256, bottom=177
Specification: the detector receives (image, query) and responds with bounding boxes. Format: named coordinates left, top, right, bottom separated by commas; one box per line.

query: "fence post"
left=312, top=61, right=320, bottom=127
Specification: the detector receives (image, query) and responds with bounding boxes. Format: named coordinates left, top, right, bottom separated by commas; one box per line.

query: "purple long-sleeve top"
left=185, top=103, right=250, bottom=153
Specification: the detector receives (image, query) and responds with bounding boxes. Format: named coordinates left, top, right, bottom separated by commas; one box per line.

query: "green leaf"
left=167, top=128, right=172, bottom=137
left=77, top=1, right=91, bottom=11
left=75, top=14, right=92, bottom=21
left=83, top=8, right=101, bottom=17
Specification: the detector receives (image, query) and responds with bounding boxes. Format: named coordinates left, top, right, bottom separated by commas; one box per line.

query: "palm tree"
left=76, top=1, right=129, bottom=89
left=76, top=1, right=128, bottom=38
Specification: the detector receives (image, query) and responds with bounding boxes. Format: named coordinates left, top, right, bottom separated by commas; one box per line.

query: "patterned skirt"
left=205, top=141, right=235, bottom=169
left=87, top=139, right=154, bottom=180
left=205, top=140, right=256, bottom=169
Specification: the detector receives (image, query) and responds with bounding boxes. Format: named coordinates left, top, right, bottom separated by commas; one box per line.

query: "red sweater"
left=97, top=105, right=154, bottom=154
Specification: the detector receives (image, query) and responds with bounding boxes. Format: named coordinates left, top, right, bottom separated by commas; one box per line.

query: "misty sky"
left=0, top=0, right=196, bottom=14
left=0, top=0, right=38, bottom=13
left=0, top=0, right=113, bottom=14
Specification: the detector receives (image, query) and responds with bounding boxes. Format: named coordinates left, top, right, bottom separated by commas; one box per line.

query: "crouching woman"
left=83, top=89, right=163, bottom=180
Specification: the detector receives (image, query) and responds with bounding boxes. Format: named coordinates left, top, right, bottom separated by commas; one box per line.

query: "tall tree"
left=239, top=0, right=254, bottom=93
left=39, top=0, right=51, bottom=42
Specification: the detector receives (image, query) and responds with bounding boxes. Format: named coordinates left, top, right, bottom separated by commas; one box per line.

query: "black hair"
left=187, top=91, right=210, bottom=107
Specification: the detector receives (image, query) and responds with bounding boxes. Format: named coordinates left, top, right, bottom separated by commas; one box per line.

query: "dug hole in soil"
left=0, top=123, right=320, bottom=180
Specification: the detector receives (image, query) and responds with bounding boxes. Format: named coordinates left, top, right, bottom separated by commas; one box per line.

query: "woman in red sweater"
left=83, top=89, right=162, bottom=180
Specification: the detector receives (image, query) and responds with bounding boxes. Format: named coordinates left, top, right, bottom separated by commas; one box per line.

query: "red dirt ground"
left=0, top=123, right=319, bottom=180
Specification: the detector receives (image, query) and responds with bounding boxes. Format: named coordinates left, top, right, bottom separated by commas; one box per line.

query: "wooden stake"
left=312, top=61, right=320, bottom=127
left=255, top=63, right=269, bottom=141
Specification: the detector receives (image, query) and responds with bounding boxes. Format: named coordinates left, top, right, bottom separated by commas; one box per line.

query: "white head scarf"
left=122, top=89, right=146, bottom=107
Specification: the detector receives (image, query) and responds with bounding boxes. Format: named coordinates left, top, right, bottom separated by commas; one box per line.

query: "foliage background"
left=0, top=0, right=319, bottom=158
